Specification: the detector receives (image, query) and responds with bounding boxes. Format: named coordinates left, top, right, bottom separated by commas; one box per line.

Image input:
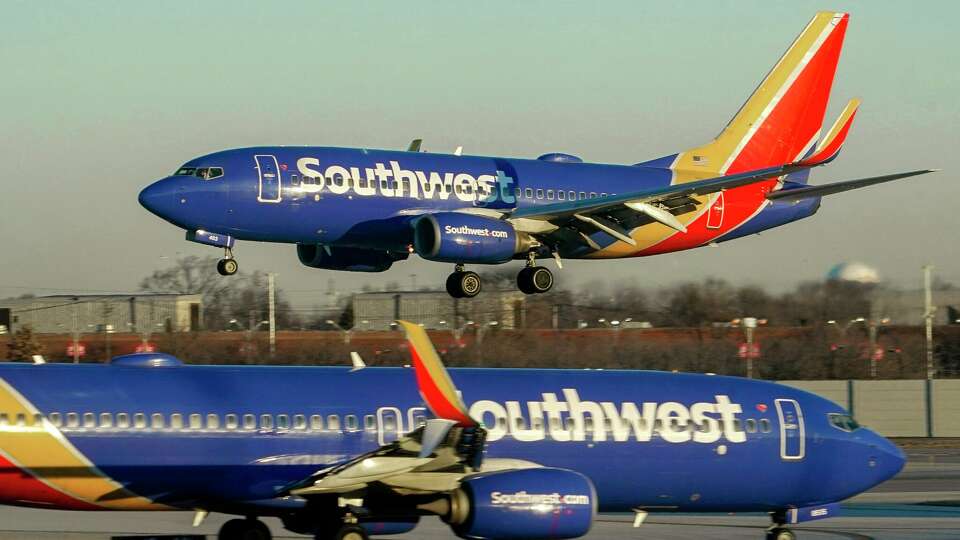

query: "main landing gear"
left=516, top=252, right=553, bottom=295
left=766, top=527, right=796, bottom=540
left=446, top=264, right=482, bottom=298
left=218, top=517, right=271, bottom=540
left=217, top=247, right=239, bottom=276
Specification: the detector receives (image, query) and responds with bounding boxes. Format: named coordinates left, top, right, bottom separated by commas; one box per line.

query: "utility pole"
left=744, top=317, right=757, bottom=379
left=924, top=265, right=935, bottom=380
left=267, top=273, right=277, bottom=358
left=72, top=297, right=80, bottom=363
left=868, top=321, right=879, bottom=379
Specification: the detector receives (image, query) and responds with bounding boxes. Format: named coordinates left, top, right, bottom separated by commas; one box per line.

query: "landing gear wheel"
left=333, top=525, right=368, bottom=540
left=517, top=266, right=553, bottom=294
left=445, top=271, right=481, bottom=298
left=218, top=518, right=271, bottom=540
left=217, top=258, right=239, bottom=276
left=766, top=527, right=796, bottom=540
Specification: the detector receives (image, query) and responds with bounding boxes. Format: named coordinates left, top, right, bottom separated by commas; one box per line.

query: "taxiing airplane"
left=139, top=11, right=934, bottom=299
left=0, top=322, right=903, bottom=540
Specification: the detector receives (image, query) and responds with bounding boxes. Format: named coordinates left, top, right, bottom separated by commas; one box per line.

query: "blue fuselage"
left=0, top=362, right=901, bottom=514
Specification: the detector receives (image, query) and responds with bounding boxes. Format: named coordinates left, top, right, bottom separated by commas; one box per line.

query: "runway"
left=0, top=444, right=956, bottom=539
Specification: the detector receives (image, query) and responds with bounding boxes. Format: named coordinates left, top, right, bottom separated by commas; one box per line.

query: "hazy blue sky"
left=1, top=1, right=957, bottom=304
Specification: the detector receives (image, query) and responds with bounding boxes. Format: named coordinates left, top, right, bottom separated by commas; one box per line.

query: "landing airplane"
left=139, top=11, right=933, bottom=298
left=0, top=322, right=903, bottom=540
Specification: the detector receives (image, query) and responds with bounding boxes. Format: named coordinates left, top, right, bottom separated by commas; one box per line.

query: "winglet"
left=407, top=139, right=423, bottom=152
left=349, top=351, right=366, bottom=372
left=397, top=320, right=476, bottom=426
left=797, top=98, right=860, bottom=167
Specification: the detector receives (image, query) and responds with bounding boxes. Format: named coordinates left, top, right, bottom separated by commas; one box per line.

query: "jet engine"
left=296, top=244, right=405, bottom=273
left=431, top=468, right=596, bottom=540
left=413, top=213, right=537, bottom=264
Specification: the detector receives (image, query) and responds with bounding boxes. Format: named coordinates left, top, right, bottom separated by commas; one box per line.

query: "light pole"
left=326, top=320, right=352, bottom=344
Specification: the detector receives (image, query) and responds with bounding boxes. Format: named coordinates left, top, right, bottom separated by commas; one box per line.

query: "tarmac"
left=0, top=443, right=956, bottom=539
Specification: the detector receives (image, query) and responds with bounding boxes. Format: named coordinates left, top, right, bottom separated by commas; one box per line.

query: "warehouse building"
left=352, top=290, right=526, bottom=330
left=0, top=294, right=203, bottom=334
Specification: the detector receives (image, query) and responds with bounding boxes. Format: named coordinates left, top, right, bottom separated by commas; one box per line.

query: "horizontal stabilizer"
left=767, top=170, right=937, bottom=202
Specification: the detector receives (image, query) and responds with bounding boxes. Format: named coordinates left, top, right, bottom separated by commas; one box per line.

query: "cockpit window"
left=828, top=413, right=860, bottom=432
left=173, top=166, right=224, bottom=180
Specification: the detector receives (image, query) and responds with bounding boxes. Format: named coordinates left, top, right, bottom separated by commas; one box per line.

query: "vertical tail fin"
left=672, top=12, right=850, bottom=177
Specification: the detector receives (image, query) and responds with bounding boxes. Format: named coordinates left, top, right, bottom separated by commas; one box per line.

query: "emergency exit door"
left=256, top=154, right=282, bottom=203
left=775, top=398, right=805, bottom=460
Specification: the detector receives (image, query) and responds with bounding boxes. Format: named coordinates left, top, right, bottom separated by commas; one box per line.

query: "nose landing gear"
left=217, top=247, right=239, bottom=276
left=446, top=264, right=482, bottom=298
left=218, top=516, right=271, bottom=540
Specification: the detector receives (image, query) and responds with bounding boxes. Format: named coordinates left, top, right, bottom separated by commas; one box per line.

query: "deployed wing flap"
left=767, top=170, right=937, bottom=202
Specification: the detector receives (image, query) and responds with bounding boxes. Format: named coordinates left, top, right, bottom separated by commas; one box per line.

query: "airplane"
left=0, top=321, right=903, bottom=540
left=139, top=11, right=934, bottom=298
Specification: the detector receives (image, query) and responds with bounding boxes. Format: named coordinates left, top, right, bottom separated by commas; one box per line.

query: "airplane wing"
left=285, top=322, right=493, bottom=497
left=767, top=170, right=937, bottom=202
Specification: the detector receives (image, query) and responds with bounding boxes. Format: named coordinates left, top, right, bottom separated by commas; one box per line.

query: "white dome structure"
left=827, top=262, right=881, bottom=284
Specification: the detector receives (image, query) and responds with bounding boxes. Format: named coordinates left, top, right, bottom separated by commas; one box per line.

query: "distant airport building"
left=0, top=294, right=203, bottom=334
left=872, top=289, right=960, bottom=326
left=352, top=290, right=526, bottom=331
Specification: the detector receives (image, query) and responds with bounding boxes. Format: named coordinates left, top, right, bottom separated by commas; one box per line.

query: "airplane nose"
left=139, top=177, right=185, bottom=224
left=868, top=432, right=906, bottom=484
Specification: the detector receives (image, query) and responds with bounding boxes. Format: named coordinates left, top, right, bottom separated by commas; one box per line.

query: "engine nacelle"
left=447, top=468, right=596, bottom=540
left=296, top=244, right=403, bottom=273
left=413, top=213, right=533, bottom=264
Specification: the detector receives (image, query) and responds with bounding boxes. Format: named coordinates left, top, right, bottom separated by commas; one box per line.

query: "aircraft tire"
left=766, top=528, right=796, bottom=540
left=517, top=266, right=553, bottom=294
left=326, top=524, right=368, bottom=540
left=218, top=518, right=271, bottom=540
left=446, top=271, right=481, bottom=298
left=217, top=258, right=239, bottom=276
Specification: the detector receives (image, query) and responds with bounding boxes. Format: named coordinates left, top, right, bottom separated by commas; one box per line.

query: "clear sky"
left=1, top=1, right=957, bottom=303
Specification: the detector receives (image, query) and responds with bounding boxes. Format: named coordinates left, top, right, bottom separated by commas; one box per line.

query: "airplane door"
left=706, top=191, right=725, bottom=229
left=775, top=399, right=805, bottom=460
left=376, top=407, right=404, bottom=446
left=256, top=154, right=282, bottom=203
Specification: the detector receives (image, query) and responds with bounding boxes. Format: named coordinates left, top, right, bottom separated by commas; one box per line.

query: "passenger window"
left=189, top=414, right=203, bottom=429
left=601, top=192, right=607, bottom=197
left=558, top=190, right=566, bottom=201
left=151, top=413, right=165, bottom=430
left=569, top=191, right=576, bottom=200
left=134, top=413, right=147, bottom=429
left=277, top=414, right=290, bottom=430
left=579, top=191, right=586, bottom=200
left=290, top=174, right=299, bottom=186
left=536, top=189, right=544, bottom=199
left=589, top=192, right=597, bottom=199
left=293, top=414, right=307, bottom=430
left=99, top=413, right=113, bottom=428
left=731, top=418, right=742, bottom=432
left=745, top=419, right=758, bottom=433
left=564, top=417, right=575, bottom=430
left=226, top=414, right=239, bottom=430
left=48, top=413, right=62, bottom=427
left=16, top=413, right=28, bottom=427
left=207, top=414, right=220, bottom=430
left=364, top=415, right=376, bottom=431
left=66, top=412, right=79, bottom=428
left=170, top=413, right=184, bottom=429
left=0, top=413, right=8, bottom=426
left=243, top=414, right=256, bottom=430
left=382, top=415, right=397, bottom=431
left=260, top=414, right=273, bottom=430
left=310, top=414, right=323, bottom=431
left=116, top=413, right=130, bottom=429
left=345, top=415, right=358, bottom=431
left=525, top=188, right=533, bottom=199
left=327, top=414, right=341, bottom=431
left=759, top=419, right=772, bottom=433
left=546, top=189, right=555, bottom=200
left=514, top=187, right=521, bottom=198
left=33, top=413, right=42, bottom=426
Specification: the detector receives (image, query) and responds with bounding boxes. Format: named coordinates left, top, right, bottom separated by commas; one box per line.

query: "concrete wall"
left=780, top=379, right=960, bottom=437
left=780, top=380, right=849, bottom=410
left=931, top=380, right=960, bottom=437
left=852, top=380, right=928, bottom=437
